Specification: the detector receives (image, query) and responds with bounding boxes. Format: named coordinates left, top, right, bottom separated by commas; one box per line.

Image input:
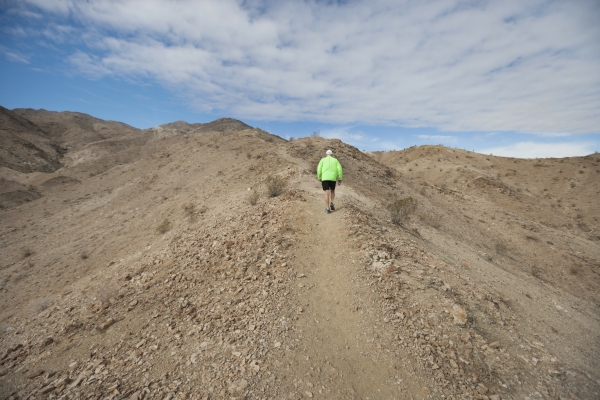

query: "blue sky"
left=1, top=0, right=599, bottom=158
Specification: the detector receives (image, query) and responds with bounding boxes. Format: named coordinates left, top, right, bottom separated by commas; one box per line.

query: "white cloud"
left=480, top=141, right=597, bottom=158
left=12, top=0, right=600, bottom=134
left=416, top=135, right=457, bottom=141
left=1, top=46, right=30, bottom=63
left=320, top=127, right=380, bottom=150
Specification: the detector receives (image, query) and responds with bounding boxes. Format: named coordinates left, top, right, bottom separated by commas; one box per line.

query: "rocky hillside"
left=0, top=108, right=598, bottom=399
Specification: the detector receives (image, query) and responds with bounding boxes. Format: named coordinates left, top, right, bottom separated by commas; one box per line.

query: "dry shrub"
left=419, top=212, right=441, bottom=229
left=388, top=197, right=417, bottom=225
left=495, top=240, right=508, bottom=255
left=26, top=296, right=55, bottom=316
left=182, top=203, right=199, bottom=221
left=570, top=264, right=581, bottom=275
left=248, top=190, right=260, bottom=205
left=265, top=175, right=286, bottom=197
left=21, top=247, right=33, bottom=259
left=157, top=219, right=171, bottom=234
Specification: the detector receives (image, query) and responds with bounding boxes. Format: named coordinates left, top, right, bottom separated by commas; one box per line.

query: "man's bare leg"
left=330, top=189, right=335, bottom=204
left=324, top=190, right=330, bottom=209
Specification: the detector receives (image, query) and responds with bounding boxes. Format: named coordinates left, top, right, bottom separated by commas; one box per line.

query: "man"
left=317, top=149, right=343, bottom=214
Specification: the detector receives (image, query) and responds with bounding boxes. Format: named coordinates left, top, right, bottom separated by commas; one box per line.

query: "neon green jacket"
left=317, top=156, right=343, bottom=181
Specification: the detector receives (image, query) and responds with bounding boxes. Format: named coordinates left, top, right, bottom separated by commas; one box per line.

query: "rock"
left=129, top=391, right=141, bottom=400
left=98, top=318, right=115, bottom=331
left=190, top=353, right=200, bottom=364
left=274, top=342, right=281, bottom=348
left=477, top=383, right=488, bottom=394
left=489, top=395, right=500, bottom=400
left=489, top=341, right=500, bottom=349
left=452, top=305, right=467, bottom=325
left=38, top=384, right=55, bottom=394
left=229, top=379, right=248, bottom=394
left=304, top=391, right=313, bottom=398
left=461, top=332, right=471, bottom=342
left=40, top=337, right=54, bottom=347
left=384, top=266, right=398, bottom=274
left=249, top=361, right=260, bottom=372
left=28, top=370, right=45, bottom=379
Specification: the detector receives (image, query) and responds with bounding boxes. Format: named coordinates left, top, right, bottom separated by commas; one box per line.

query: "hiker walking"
left=317, top=149, right=343, bottom=214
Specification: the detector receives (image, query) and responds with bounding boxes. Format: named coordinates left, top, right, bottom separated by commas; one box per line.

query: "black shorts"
left=322, top=180, right=337, bottom=191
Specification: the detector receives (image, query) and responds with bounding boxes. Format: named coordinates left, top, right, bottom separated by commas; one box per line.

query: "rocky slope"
left=0, top=108, right=598, bottom=399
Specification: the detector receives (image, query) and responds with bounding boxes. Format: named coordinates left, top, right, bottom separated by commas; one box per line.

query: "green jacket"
left=317, top=156, right=343, bottom=181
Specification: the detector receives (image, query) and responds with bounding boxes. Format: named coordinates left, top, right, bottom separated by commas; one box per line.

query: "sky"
left=1, top=0, right=599, bottom=158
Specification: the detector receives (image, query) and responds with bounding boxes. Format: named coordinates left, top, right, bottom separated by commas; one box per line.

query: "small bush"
left=21, top=247, right=33, bottom=258
left=388, top=197, right=417, bottom=225
left=157, top=219, right=171, bottom=234
left=248, top=190, right=260, bottom=205
left=265, top=175, right=286, bottom=197
left=495, top=240, right=508, bottom=255
left=182, top=203, right=199, bottom=222
left=419, top=212, right=441, bottom=229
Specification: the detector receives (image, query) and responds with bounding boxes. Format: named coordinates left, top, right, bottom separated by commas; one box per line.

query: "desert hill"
left=0, top=107, right=598, bottom=399
left=0, top=106, right=65, bottom=173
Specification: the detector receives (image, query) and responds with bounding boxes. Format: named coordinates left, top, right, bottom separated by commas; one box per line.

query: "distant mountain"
left=13, top=108, right=140, bottom=148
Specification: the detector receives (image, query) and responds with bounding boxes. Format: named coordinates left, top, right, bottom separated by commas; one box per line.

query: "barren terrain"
left=1, top=107, right=599, bottom=399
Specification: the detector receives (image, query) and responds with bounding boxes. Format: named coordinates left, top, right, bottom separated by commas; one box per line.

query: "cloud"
left=1, top=46, right=30, bottom=63
left=479, top=141, right=598, bottom=158
left=320, top=126, right=380, bottom=150
left=416, top=135, right=457, bottom=141
left=9, top=0, right=600, bottom=134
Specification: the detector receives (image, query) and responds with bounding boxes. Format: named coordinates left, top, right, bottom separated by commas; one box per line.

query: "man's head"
left=326, top=149, right=333, bottom=155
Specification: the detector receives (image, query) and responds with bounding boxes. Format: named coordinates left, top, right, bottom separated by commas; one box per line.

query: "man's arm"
left=317, top=159, right=323, bottom=180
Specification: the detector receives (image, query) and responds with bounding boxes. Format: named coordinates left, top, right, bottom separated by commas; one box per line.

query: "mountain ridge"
left=0, top=107, right=598, bottom=399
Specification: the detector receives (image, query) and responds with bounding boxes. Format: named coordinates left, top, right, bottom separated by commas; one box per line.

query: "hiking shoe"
left=325, top=208, right=330, bottom=214
left=330, top=202, right=335, bottom=211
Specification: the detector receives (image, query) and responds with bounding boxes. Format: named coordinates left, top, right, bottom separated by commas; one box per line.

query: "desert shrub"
left=248, top=190, right=260, bottom=205
left=21, top=247, right=33, bottom=258
left=311, top=130, right=321, bottom=137
left=495, top=240, right=508, bottom=255
left=388, top=197, right=417, bottom=225
left=419, top=212, right=441, bottom=229
left=157, top=219, right=171, bottom=234
left=265, top=175, right=286, bottom=197
left=183, top=203, right=201, bottom=222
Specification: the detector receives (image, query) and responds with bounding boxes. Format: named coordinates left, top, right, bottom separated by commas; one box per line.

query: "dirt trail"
left=280, top=181, right=427, bottom=399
